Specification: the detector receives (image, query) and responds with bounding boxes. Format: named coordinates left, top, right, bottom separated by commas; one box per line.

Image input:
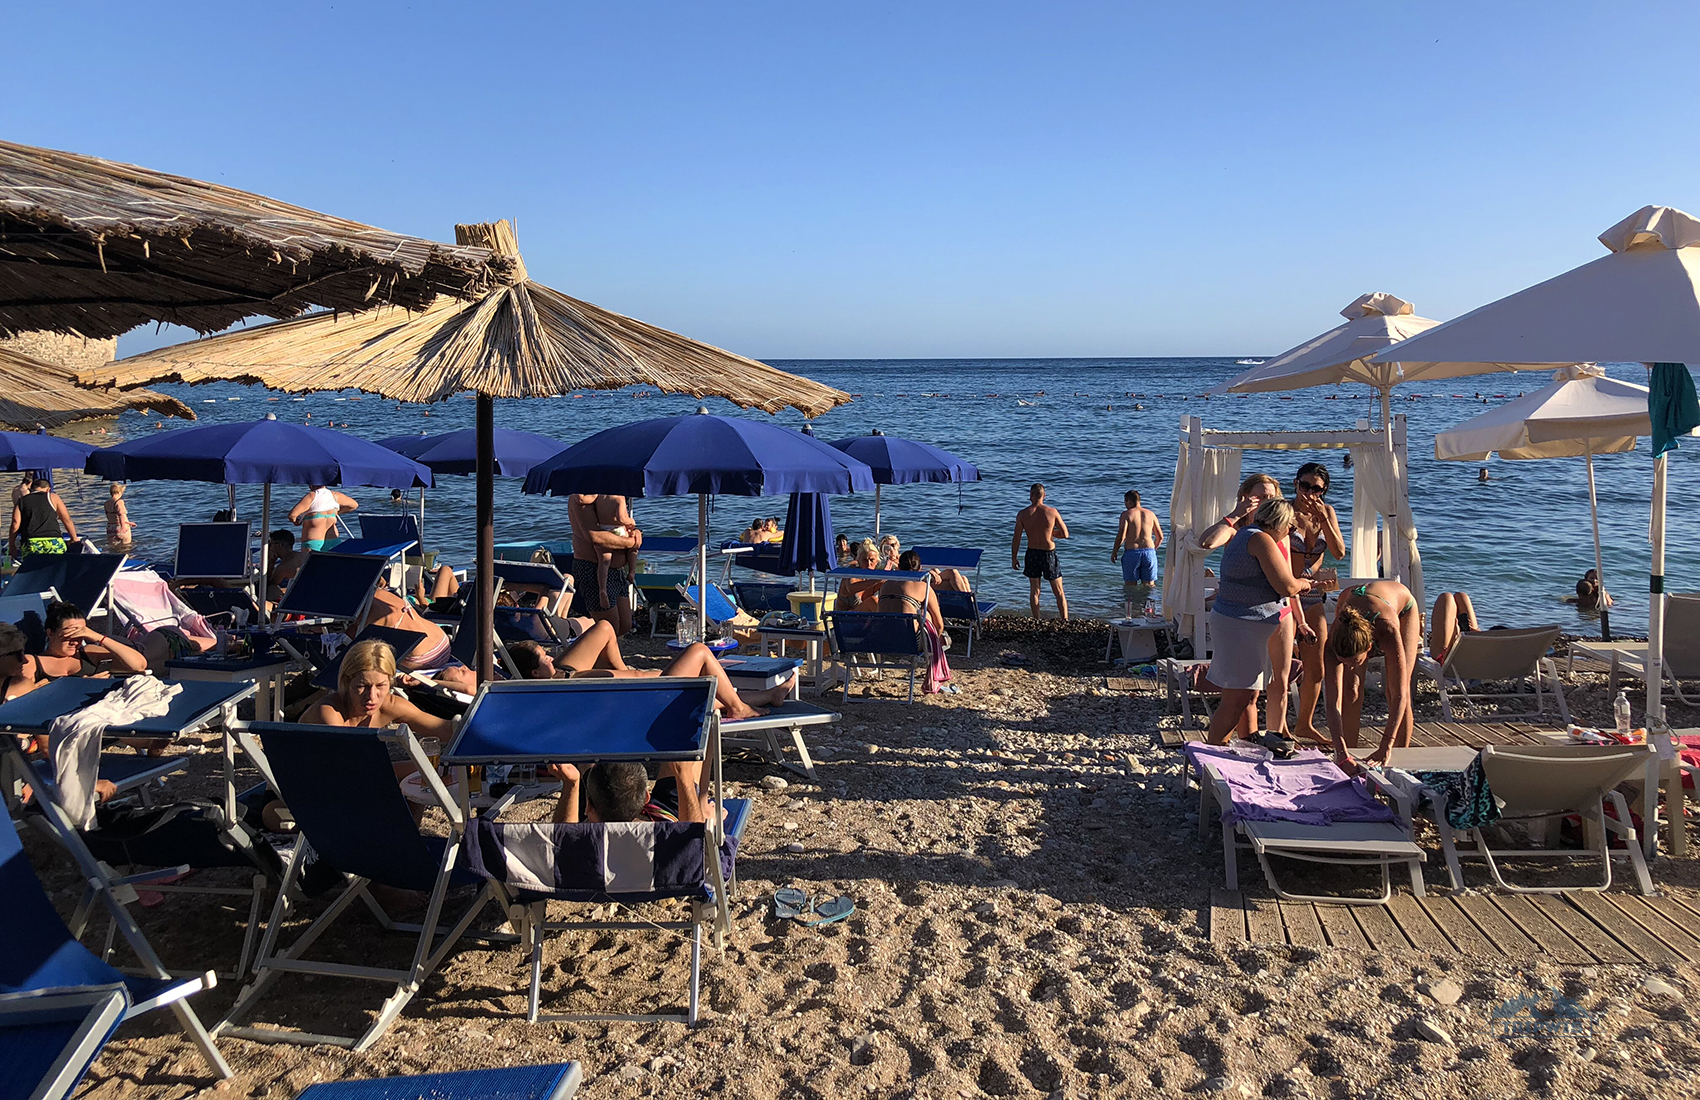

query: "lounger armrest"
left=1362, top=769, right=1415, bottom=827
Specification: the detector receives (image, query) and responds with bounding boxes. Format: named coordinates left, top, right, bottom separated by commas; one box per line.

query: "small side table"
left=1106, top=616, right=1166, bottom=663
left=166, top=653, right=292, bottom=721
left=666, top=636, right=739, bottom=656
left=758, top=626, right=833, bottom=689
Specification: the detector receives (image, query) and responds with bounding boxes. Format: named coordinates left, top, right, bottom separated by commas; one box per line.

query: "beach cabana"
left=1434, top=364, right=1691, bottom=640
left=0, top=140, right=504, bottom=339
left=1217, top=293, right=1535, bottom=426
left=79, top=221, right=847, bottom=681
left=1379, top=206, right=1700, bottom=740
left=1163, top=414, right=1420, bottom=654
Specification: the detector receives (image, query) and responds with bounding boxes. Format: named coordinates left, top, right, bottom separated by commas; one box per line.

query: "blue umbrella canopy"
left=376, top=427, right=565, bottom=477
left=778, top=492, right=835, bottom=576
left=85, top=418, right=433, bottom=488
left=0, top=431, right=95, bottom=473
left=523, top=412, right=875, bottom=499
left=825, top=430, right=979, bottom=484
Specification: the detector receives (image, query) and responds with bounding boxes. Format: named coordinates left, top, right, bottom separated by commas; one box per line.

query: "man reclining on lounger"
left=506, top=638, right=795, bottom=720
left=543, top=758, right=708, bottom=825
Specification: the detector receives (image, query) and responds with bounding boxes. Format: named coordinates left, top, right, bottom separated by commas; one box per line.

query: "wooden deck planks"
left=1210, top=888, right=1247, bottom=945
left=1244, top=894, right=1285, bottom=944
left=1314, top=904, right=1370, bottom=950
left=1452, top=895, right=1540, bottom=956
left=1385, top=895, right=1455, bottom=954
left=1279, top=901, right=1328, bottom=948
left=1487, top=895, right=1593, bottom=965
left=1567, top=891, right=1684, bottom=966
left=1530, top=896, right=1638, bottom=964
left=1602, top=896, right=1700, bottom=964
left=1350, top=903, right=1413, bottom=950
left=1421, top=897, right=1504, bottom=957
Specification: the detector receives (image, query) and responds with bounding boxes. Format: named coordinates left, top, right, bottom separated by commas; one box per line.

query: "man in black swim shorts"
left=1011, top=483, right=1070, bottom=620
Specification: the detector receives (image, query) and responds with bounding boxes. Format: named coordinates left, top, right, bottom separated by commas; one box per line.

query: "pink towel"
left=922, top=618, right=953, bottom=693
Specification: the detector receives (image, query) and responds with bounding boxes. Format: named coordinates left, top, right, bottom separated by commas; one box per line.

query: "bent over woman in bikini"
left=1323, top=578, right=1421, bottom=770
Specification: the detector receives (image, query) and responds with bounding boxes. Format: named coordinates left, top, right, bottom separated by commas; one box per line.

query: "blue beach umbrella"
left=826, top=429, right=980, bottom=534
left=525, top=409, right=873, bottom=634
left=0, top=431, right=95, bottom=473
left=378, top=427, right=566, bottom=546
left=778, top=492, right=836, bottom=584
left=87, top=416, right=433, bottom=606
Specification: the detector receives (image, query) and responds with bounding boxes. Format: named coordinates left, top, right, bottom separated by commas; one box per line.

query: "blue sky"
left=8, top=2, right=1699, bottom=359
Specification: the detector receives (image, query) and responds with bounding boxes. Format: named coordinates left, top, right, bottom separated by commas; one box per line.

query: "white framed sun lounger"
left=1194, top=756, right=1424, bottom=905
left=1415, top=625, right=1569, bottom=724
left=721, top=700, right=839, bottom=781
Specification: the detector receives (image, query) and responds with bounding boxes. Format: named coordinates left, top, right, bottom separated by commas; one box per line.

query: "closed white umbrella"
left=1381, top=206, right=1700, bottom=731
left=1218, top=292, right=1531, bottom=426
left=1434, top=364, right=1674, bottom=639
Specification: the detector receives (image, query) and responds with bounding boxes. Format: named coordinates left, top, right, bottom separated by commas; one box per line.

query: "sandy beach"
left=24, top=616, right=1696, bottom=1100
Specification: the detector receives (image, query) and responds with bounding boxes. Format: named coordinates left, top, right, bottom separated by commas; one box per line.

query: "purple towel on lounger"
left=1183, top=743, right=1395, bottom=827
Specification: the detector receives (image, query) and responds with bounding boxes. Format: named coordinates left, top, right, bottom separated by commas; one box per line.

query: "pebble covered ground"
left=28, top=616, right=1700, bottom=1099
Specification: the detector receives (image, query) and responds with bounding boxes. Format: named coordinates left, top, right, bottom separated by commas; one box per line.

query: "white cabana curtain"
left=1347, top=443, right=1423, bottom=604
left=1162, top=441, right=1241, bottom=638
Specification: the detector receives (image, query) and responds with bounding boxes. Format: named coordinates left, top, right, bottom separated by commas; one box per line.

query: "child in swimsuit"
left=104, top=483, right=135, bottom=545
left=591, top=495, right=636, bottom=611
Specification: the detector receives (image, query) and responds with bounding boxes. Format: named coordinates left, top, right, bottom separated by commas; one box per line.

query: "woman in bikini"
left=878, top=549, right=955, bottom=692
left=309, top=638, right=455, bottom=738
left=1288, top=463, right=1345, bottom=741
left=32, top=601, right=149, bottom=681
left=1323, top=578, right=1421, bottom=769
left=288, top=485, right=358, bottom=551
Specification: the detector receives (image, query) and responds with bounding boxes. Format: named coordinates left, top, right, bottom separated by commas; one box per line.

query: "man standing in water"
left=1111, top=489, right=1163, bottom=606
left=1012, top=483, right=1070, bottom=619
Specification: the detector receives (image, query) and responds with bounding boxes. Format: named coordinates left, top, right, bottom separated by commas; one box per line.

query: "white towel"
left=48, top=675, right=182, bottom=829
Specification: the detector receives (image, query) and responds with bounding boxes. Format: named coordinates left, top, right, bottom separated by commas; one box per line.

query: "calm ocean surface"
left=45, top=358, right=1700, bottom=634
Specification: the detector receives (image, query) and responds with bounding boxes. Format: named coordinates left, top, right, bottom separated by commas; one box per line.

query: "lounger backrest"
left=912, top=547, right=982, bottom=571
left=3, top=555, right=124, bottom=615
left=934, top=590, right=980, bottom=622
left=0, top=986, right=130, bottom=1100
left=0, top=591, right=52, bottom=650
left=111, top=571, right=214, bottom=638
left=493, top=561, right=565, bottom=589
left=732, top=544, right=785, bottom=575
left=358, top=515, right=422, bottom=544
left=248, top=723, right=446, bottom=891
left=174, top=522, right=252, bottom=580
left=0, top=804, right=125, bottom=994
left=732, top=582, right=794, bottom=613
left=1442, top=625, right=1561, bottom=681
left=493, top=607, right=560, bottom=647
left=296, top=1063, right=585, bottom=1100
left=826, top=611, right=926, bottom=657
left=311, top=626, right=427, bottom=691
left=1663, top=595, right=1700, bottom=678
left=682, top=584, right=738, bottom=624
left=275, top=552, right=389, bottom=621
left=446, top=580, right=507, bottom=669
left=1479, top=743, right=1655, bottom=817
left=466, top=817, right=720, bottom=904
left=639, top=536, right=699, bottom=555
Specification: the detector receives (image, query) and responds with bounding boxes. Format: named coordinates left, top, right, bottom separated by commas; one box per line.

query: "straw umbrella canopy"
left=1217, top=292, right=1534, bottom=425
left=82, top=220, right=851, bottom=680
left=0, top=140, right=506, bottom=339
left=0, top=344, right=191, bottom=431
left=1376, top=205, right=1700, bottom=730
left=1433, top=364, right=1681, bottom=639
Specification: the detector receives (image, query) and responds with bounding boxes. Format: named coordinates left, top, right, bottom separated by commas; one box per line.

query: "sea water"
left=48, top=358, right=1698, bottom=634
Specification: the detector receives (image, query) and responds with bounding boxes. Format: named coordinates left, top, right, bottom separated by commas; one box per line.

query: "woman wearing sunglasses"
left=1289, top=462, right=1344, bottom=741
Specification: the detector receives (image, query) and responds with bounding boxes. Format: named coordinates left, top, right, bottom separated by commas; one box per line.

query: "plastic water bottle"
left=1615, top=690, right=1633, bottom=738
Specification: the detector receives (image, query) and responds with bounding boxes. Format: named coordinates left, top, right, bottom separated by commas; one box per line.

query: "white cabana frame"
left=1162, top=413, right=1422, bottom=655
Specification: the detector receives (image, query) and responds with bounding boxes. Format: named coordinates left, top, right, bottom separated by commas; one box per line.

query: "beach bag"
left=86, top=797, right=282, bottom=875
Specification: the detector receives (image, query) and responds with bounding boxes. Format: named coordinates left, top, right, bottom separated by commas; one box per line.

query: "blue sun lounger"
left=494, top=560, right=571, bottom=616
left=4, top=553, right=125, bottom=621
left=2, top=802, right=233, bottom=1079
left=295, top=1064, right=584, bottom=1100
left=0, top=985, right=130, bottom=1100
left=358, top=515, right=422, bottom=545
left=447, top=677, right=747, bottom=1025
left=310, top=626, right=426, bottom=692
left=217, top=720, right=493, bottom=1051
left=732, top=581, right=795, bottom=614
left=681, top=583, right=739, bottom=627
left=824, top=610, right=927, bottom=703
left=174, top=522, right=253, bottom=582
left=632, top=537, right=701, bottom=636
left=266, top=551, right=390, bottom=637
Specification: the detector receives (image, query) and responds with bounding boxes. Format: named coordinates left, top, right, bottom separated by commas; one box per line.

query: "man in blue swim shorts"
left=1111, top=490, right=1163, bottom=602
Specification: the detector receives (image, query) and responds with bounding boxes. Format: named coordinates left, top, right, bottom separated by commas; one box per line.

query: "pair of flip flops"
left=1254, top=732, right=1298, bottom=759
left=772, top=887, right=855, bottom=926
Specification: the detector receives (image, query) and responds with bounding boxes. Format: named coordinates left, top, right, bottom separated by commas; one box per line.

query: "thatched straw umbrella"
left=83, top=221, right=850, bottom=680
left=0, top=344, right=191, bottom=431
left=0, top=140, right=508, bottom=339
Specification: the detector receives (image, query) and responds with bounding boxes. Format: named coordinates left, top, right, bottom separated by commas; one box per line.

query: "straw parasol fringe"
left=80, top=221, right=849, bottom=417
left=0, top=345, right=192, bottom=430
left=0, top=140, right=510, bottom=339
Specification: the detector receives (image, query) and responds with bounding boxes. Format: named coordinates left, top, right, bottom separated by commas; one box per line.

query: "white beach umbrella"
left=1217, top=292, right=1527, bottom=425
left=1380, top=205, right=1700, bottom=728
left=1433, top=364, right=1676, bottom=639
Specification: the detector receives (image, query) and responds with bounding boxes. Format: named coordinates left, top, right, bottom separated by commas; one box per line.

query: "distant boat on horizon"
left=1235, top=358, right=1265, bottom=365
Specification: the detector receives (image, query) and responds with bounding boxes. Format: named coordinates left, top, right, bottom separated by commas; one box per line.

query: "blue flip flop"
left=772, top=887, right=808, bottom=920
left=796, top=896, right=855, bottom=927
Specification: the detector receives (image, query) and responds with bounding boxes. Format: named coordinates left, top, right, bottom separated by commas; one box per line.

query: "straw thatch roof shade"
left=82, top=221, right=850, bottom=416
left=0, top=344, right=192, bottom=430
left=0, top=140, right=510, bottom=340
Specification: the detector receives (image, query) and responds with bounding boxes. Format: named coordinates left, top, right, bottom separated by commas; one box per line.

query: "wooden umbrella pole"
left=475, top=394, right=496, bottom=685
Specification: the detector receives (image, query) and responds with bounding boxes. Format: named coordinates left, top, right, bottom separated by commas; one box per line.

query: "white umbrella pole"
left=1647, top=453, right=1668, bottom=728
left=873, top=484, right=881, bottom=536
left=227, top=484, right=237, bottom=520
left=419, top=489, right=426, bottom=550
left=1584, top=448, right=1610, bottom=641
left=258, top=482, right=272, bottom=619
left=698, top=493, right=709, bottom=640
left=1379, top=385, right=1393, bottom=429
